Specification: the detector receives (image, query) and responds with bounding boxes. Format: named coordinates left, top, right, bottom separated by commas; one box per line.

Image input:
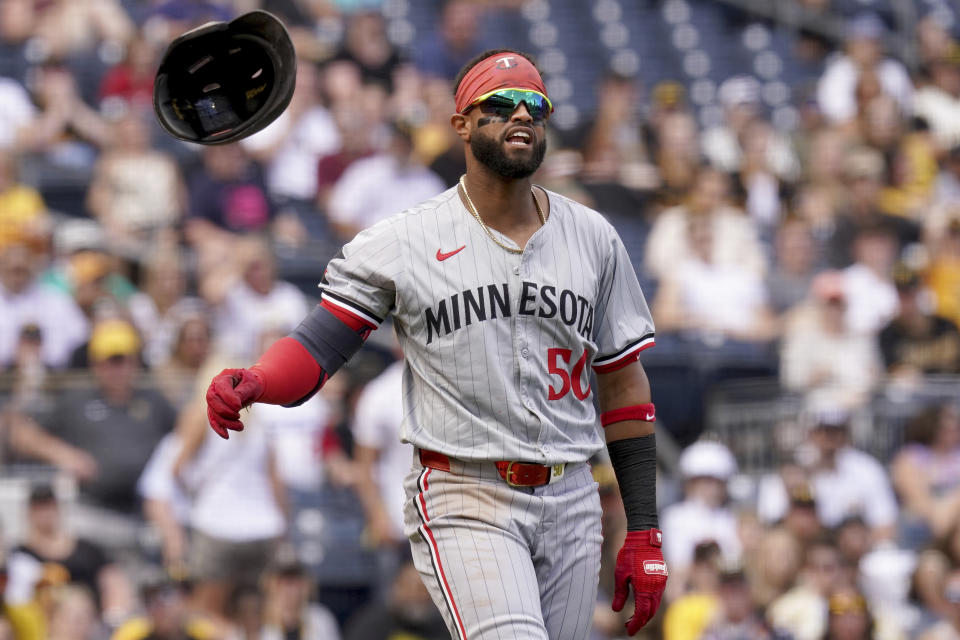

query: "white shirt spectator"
left=328, top=155, right=445, bottom=232
left=183, top=425, right=285, bottom=542
left=661, top=499, right=742, bottom=570
left=242, top=107, right=341, bottom=202
left=214, top=280, right=309, bottom=360
left=780, top=305, right=883, bottom=408
left=352, top=361, right=409, bottom=538
left=258, top=396, right=332, bottom=492
left=817, top=54, right=913, bottom=124
left=0, top=78, right=35, bottom=150
left=644, top=205, right=767, bottom=280
left=0, top=280, right=88, bottom=368
left=756, top=446, right=898, bottom=529
left=137, top=433, right=191, bottom=523
left=914, top=85, right=960, bottom=151
left=673, top=258, right=770, bottom=335
left=843, top=263, right=899, bottom=335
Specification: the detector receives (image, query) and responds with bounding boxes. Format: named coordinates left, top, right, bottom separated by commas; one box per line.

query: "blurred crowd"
left=1, top=0, right=960, bottom=638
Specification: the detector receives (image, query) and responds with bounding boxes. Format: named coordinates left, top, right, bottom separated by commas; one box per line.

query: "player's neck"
left=461, top=169, right=543, bottom=231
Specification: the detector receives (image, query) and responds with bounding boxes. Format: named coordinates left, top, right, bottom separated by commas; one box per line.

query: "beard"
left=470, top=129, right=547, bottom=179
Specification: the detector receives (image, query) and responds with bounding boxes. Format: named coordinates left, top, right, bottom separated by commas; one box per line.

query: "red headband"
left=454, top=52, right=549, bottom=114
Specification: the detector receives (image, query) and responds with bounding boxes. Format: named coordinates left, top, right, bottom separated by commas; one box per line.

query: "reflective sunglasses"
left=466, top=88, right=553, bottom=121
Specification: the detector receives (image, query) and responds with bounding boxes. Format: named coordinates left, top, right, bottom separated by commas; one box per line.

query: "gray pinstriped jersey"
left=319, top=185, right=654, bottom=464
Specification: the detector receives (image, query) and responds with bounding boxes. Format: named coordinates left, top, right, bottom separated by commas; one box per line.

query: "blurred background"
left=2, top=0, right=960, bottom=638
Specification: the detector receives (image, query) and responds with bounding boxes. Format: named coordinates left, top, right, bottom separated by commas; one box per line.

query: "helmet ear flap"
left=153, top=11, right=296, bottom=145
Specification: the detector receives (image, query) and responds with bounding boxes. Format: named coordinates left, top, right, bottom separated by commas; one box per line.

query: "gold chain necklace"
left=458, top=175, right=546, bottom=255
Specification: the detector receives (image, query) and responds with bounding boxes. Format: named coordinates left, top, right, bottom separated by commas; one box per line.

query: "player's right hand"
left=205, top=368, right=265, bottom=439
left=612, top=529, right=668, bottom=635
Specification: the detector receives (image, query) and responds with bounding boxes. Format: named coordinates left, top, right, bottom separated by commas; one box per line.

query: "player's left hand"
left=612, top=528, right=668, bottom=635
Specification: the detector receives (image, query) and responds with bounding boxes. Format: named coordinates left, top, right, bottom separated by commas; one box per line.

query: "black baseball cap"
left=153, top=11, right=296, bottom=145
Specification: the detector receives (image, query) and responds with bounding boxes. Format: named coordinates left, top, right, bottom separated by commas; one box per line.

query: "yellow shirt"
left=663, top=593, right=720, bottom=640
left=111, top=616, right=219, bottom=640
left=0, top=184, right=46, bottom=249
left=928, top=258, right=960, bottom=329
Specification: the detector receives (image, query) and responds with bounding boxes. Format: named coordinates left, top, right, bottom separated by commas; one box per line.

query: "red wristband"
left=600, top=403, right=656, bottom=428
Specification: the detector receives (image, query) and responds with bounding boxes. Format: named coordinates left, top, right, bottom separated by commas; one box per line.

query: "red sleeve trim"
left=320, top=299, right=378, bottom=332
left=592, top=339, right=655, bottom=374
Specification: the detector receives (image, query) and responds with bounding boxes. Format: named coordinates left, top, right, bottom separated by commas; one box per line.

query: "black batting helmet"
left=153, top=11, right=296, bottom=145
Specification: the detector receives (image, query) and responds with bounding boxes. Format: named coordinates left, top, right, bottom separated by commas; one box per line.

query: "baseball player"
left=205, top=48, right=667, bottom=639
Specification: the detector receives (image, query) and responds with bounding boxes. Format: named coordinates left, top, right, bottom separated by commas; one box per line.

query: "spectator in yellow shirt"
left=0, top=151, right=47, bottom=251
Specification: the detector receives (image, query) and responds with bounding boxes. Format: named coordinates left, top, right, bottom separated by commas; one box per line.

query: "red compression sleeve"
left=250, top=337, right=327, bottom=406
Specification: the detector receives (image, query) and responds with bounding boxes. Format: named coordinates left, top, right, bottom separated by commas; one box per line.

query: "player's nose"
left=511, top=102, right=533, bottom=122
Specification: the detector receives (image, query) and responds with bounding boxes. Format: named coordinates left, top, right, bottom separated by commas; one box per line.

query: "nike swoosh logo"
left=645, top=412, right=655, bottom=421
left=436, top=245, right=466, bottom=261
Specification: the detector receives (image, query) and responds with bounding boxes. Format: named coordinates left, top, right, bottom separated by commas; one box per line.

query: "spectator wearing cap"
left=824, top=586, right=875, bottom=640
left=662, top=441, right=743, bottom=597
left=4, top=484, right=134, bottom=629
left=9, top=319, right=176, bottom=540
left=915, top=43, right=960, bottom=152
left=780, top=270, right=882, bottom=409
left=817, top=12, right=913, bottom=125
left=879, top=264, right=960, bottom=380
left=758, top=408, right=898, bottom=541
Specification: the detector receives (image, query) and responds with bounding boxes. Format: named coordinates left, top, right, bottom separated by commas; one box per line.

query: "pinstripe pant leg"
left=532, top=464, right=603, bottom=640
left=404, top=464, right=550, bottom=640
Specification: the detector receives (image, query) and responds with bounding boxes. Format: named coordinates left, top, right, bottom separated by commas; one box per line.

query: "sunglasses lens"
left=477, top=90, right=550, bottom=120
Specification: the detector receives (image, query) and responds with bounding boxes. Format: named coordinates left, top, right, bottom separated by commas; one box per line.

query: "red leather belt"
left=418, top=449, right=565, bottom=487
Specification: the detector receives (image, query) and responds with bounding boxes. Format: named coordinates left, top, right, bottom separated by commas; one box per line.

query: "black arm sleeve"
left=607, top=434, right=659, bottom=531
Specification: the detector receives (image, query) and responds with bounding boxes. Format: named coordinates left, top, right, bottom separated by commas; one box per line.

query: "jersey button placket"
left=515, top=255, right=536, bottom=420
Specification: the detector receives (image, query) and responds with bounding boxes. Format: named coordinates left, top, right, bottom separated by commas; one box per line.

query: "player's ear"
left=451, top=113, right=471, bottom=142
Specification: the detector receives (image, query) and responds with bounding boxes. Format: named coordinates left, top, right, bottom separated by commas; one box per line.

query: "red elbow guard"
left=250, top=337, right=327, bottom=406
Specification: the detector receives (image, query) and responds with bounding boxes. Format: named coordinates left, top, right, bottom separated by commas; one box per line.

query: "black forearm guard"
left=607, top=433, right=659, bottom=531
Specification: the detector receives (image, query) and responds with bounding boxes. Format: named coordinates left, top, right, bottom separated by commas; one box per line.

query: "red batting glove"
left=612, top=528, right=668, bottom=635
left=205, top=368, right=265, bottom=439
